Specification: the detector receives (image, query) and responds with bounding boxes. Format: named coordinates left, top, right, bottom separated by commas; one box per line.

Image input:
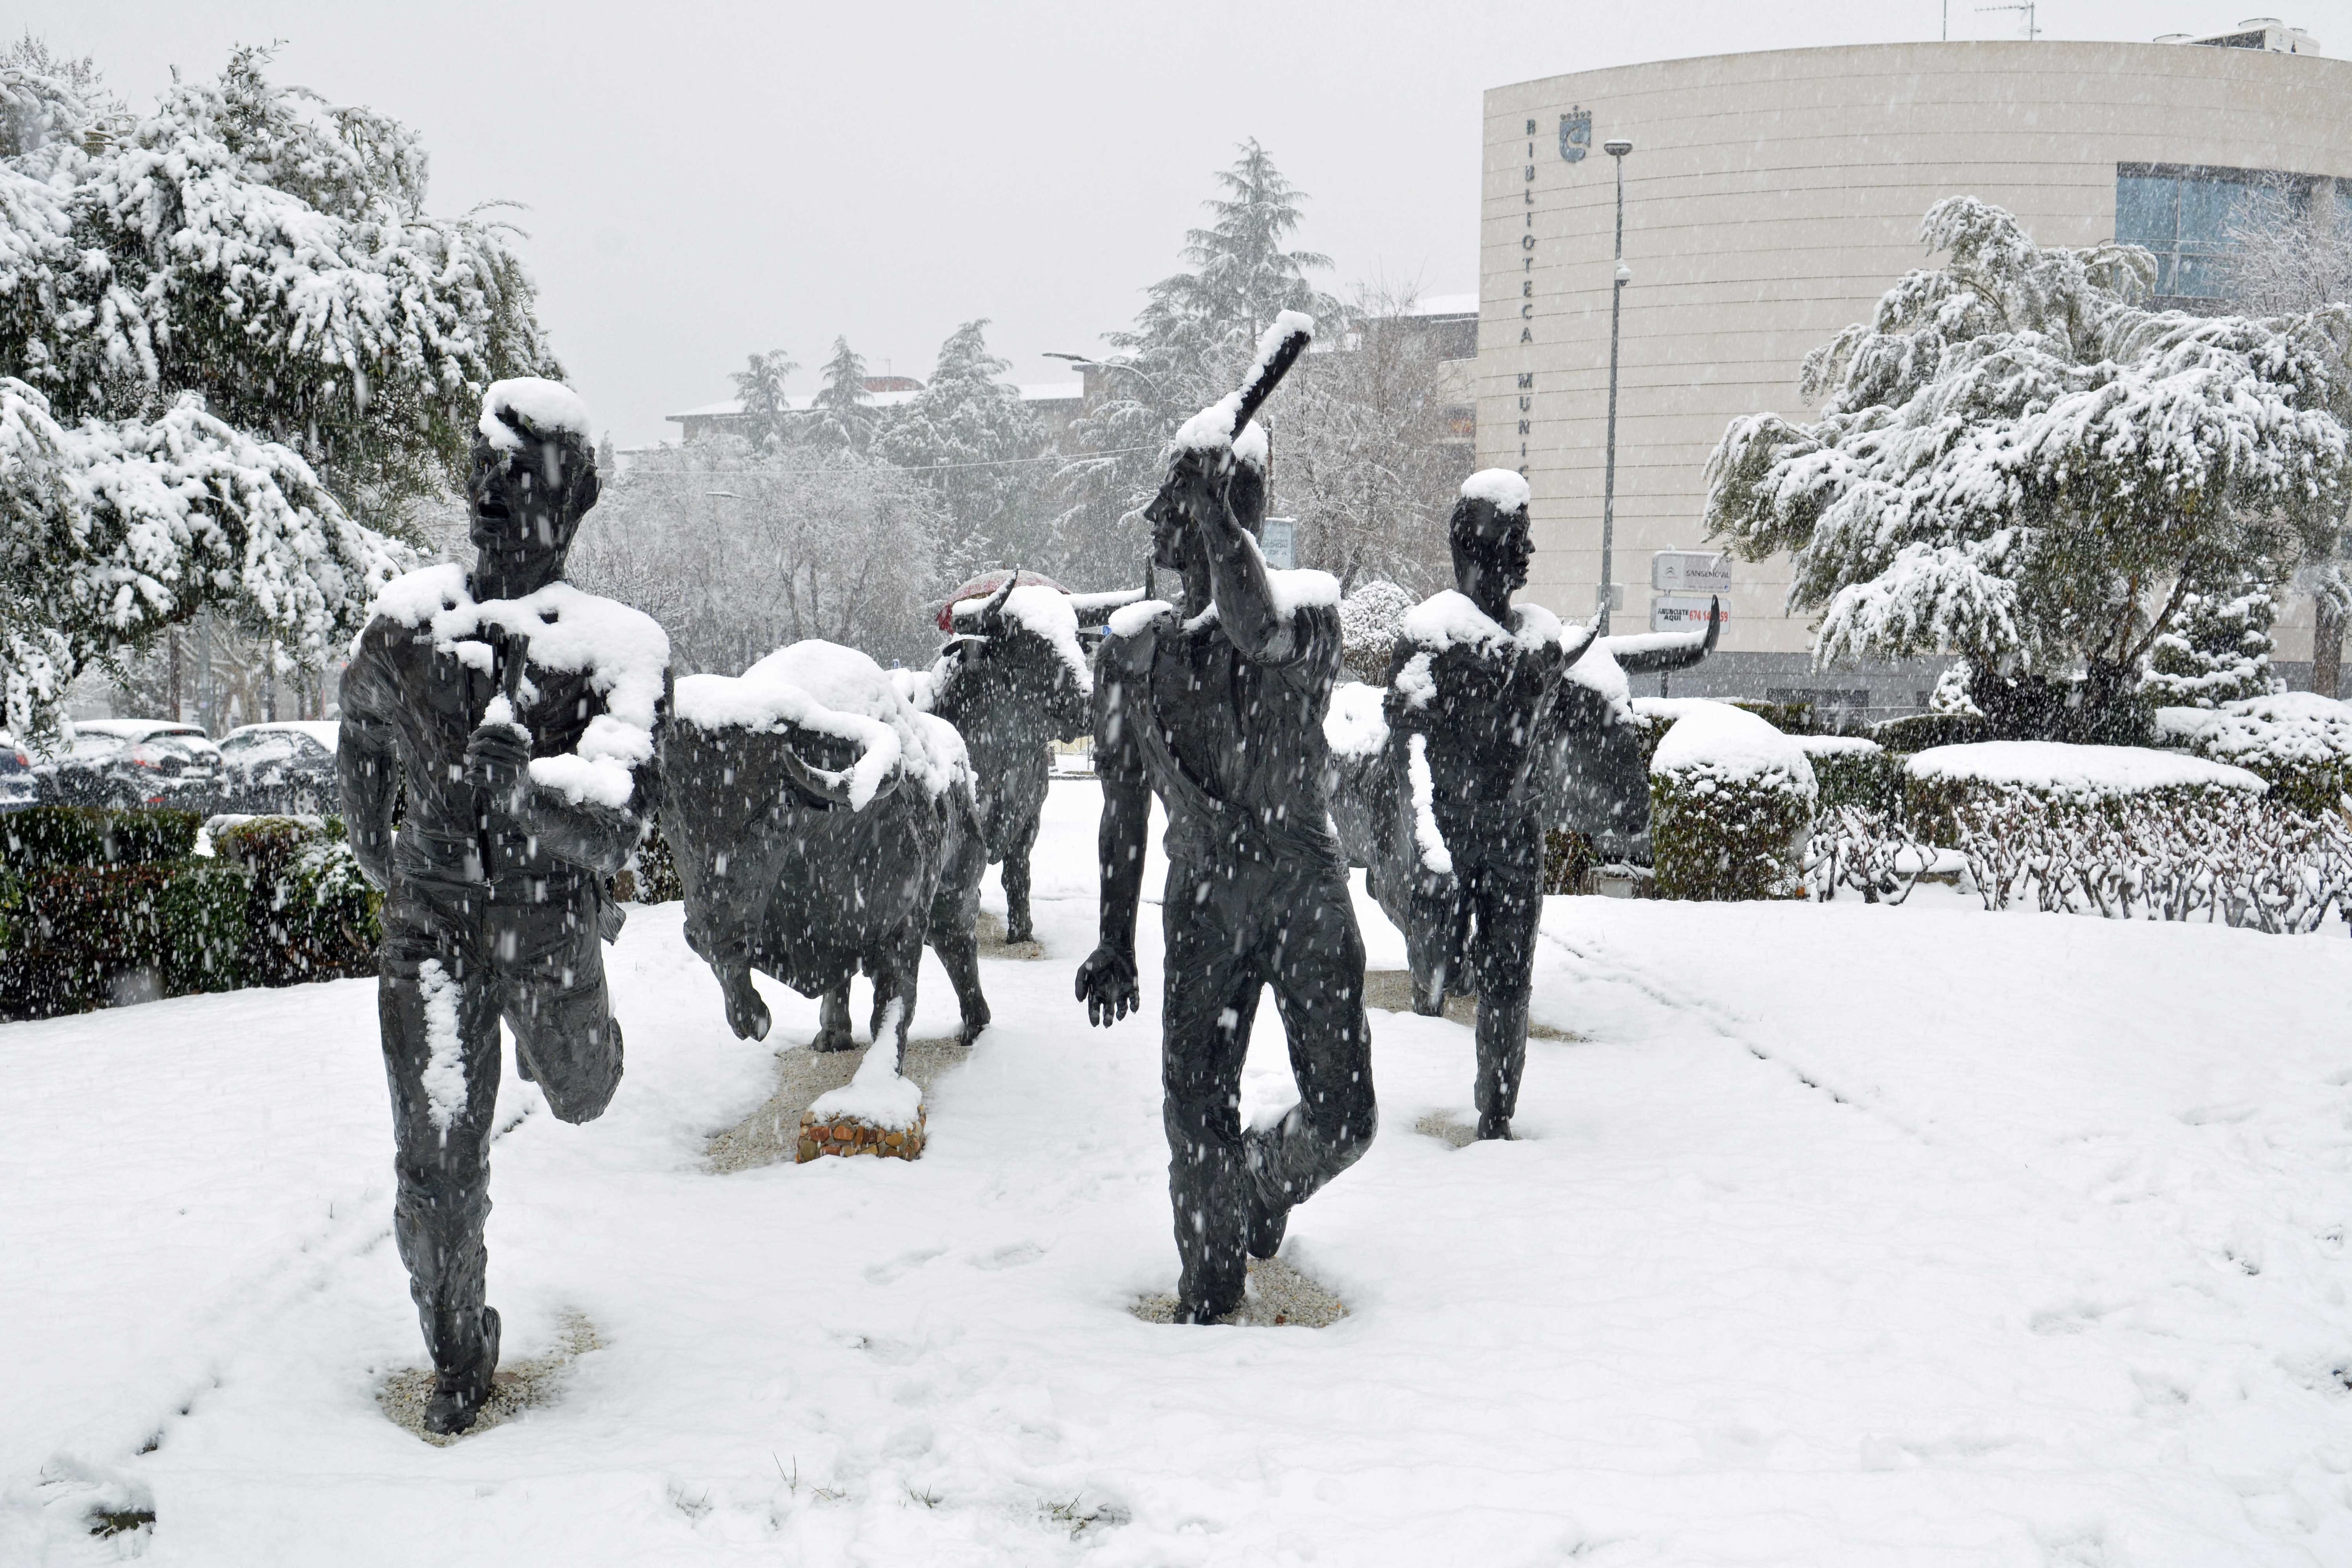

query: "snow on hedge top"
left=1907, top=741, right=2265, bottom=798
left=479, top=378, right=593, bottom=450
left=371, top=562, right=668, bottom=810
left=950, top=583, right=1090, bottom=691
left=1324, top=681, right=1390, bottom=759
left=2155, top=692, right=2352, bottom=773
left=1651, top=701, right=1818, bottom=796
left=673, top=638, right=966, bottom=808
left=1399, top=590, right=1561, bottom=655
left=1796, top=734, right=1882, bottom=756
left=1459, top=469, right=1530, bottom=512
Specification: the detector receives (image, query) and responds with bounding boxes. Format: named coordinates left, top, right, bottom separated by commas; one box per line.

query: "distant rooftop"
left=2159, top=17, right=2322, bottom=55
left=1408, top=292, right=1478, bottom=317
left=667, top=382, right=1084, bottom=427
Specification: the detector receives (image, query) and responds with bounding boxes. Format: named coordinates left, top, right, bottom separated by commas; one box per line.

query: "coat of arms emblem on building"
left=1559, top=108, right=1591, bottom=162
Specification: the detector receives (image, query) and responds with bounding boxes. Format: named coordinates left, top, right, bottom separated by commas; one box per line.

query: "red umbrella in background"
left=935, top=569, right=1068, bottom=631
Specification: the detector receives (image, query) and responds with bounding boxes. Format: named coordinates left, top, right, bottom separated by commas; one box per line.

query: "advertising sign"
left=1650, top=596, right=1724, bottom=634
left=1652, top=550, right=1732, bottom=593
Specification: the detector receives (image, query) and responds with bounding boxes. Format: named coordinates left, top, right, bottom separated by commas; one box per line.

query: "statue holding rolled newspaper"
left=1076, top=313, right=1377, bottom=1324
left=340, top=380, right=669, bottom=1434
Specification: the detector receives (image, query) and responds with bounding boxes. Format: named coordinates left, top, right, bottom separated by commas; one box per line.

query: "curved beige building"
left=1481, top=37, right=2352, bottom=717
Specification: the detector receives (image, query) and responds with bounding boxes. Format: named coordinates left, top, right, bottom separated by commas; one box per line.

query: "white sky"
left=29, top=1, right=2352, bottom=446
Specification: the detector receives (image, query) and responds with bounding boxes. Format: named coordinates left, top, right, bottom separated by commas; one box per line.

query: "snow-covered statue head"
left=467, top=377, right=601, bottom=597
left=1450, top=470, right=1534, bottom=618
left=1142, top=313, right=1312, bottom=591
left=1144, top=422, right=1270, bottom=576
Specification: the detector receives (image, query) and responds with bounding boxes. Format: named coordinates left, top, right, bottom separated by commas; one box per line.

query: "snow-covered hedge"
left=2155, top=692, right=2352, bottom=816
left=0, top=809, right=246, bottom=1018
left=1800, top=735, right=1904, bottom=814
left=208, top=816, right=379, bottom=986
left=1904, top=740, right=2266, bottom=845
left=1648, top=704, right=1819, bottom=901
left=0, top=808, right=380, bottom=1018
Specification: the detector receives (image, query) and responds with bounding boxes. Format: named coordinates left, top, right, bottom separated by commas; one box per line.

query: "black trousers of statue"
left=1439, top=812, right=1545, bottom=1126
left=377, top=874, right=620, bottom=1373
left=1160, top=851, right=1377, bottom=1315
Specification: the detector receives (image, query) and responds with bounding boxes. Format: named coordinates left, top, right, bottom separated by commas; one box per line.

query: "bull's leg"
left=1002, top=805, right=1042, bottom=945
left=929, top=799, right=991, bottom=1046
left=812, top=983, right=856, bottom=1052
left=868, top=933, right=922, bottom=1075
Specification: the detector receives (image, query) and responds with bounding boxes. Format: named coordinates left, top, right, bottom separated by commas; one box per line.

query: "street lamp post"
left=1597, top=137, right=1633, bottom=635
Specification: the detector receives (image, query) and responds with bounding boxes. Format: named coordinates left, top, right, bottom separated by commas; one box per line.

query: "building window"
left=2115, top=163, right=2349, bottom=302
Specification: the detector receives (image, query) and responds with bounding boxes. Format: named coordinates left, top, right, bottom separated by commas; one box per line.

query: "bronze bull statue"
left=667, top=640, right=990, bottom=1067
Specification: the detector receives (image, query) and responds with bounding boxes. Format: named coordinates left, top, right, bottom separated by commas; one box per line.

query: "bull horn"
left=985, top=568, right=1021, bottom=620
left=1613, top=596, right=1723, bottom=675
left=776, top=744, right=901, bottom=811
left=1560, top=616, right=1604, bottom=671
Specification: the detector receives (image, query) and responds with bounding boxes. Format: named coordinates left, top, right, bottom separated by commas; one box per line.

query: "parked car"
left=0, top=730, right=36, bottom=811
left=215, top=720, right=342, bottom=816
left=32, top=719, right=223, bottom=811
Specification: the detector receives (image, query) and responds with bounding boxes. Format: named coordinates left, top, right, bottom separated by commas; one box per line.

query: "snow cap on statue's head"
left=1460, top=468, right=1530, bottom=515
left=1172, top=405, right=1268, bottom=472
left=479, top=378, right=595, bottom=454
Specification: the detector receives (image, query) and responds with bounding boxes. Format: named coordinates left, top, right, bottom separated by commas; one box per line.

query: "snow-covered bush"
left=1648, top=704, right=1819, bottom=901
left=2155, top=692, right=2352, bottom=815
left=1338, top=579, right=1414, bottom=683
left=209, top=816, right=378, bottom=985
left=616, top=823, right=683, bottom=904
left=1706, top=197, right=2352, bottom=738
left=1905, top=741, right=2266, bottom=840
left=1871, top=713, right=1987, bottom=754
left=0, top=809, right=246, bottom=1018
left=1, top=805, right=198, bottom=870
left=1802, top=735, right=1905, bottom=813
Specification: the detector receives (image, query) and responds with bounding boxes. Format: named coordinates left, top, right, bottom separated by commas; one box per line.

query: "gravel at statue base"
left=6, top=781, right=2352, bottom=1563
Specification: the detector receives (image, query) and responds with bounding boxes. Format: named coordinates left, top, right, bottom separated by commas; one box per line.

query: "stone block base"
left=796, top=1107, right=926, bottom=1162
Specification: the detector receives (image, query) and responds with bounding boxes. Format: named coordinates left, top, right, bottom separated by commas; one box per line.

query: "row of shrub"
left=0, top=808, right=381, bottom=1019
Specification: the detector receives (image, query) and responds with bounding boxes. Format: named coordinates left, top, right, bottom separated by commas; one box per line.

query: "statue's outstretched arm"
left=336, top=623, right=402, bottom=891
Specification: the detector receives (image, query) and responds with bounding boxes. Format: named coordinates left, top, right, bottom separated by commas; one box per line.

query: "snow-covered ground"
left=7, top=780, right=2352, bottom=1564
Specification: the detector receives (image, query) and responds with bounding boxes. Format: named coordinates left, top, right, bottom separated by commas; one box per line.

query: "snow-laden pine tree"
left=730, top=350, right=799, bottom=452
left=2143, top=571, right=2284, bottom=708
left=872, top=319, right=1043, bottom=581
left=1705, top=197, right=2352, bottom=742
left=806, top=338, right=875, bottom=453
left=1053, top=139, right=1340, bottom=587
left=0, top=41, right=554, bottom=739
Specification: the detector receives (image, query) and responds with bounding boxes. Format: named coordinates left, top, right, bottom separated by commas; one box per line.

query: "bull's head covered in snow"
left=468, top=377, right=602, bottom=597
left=932, top=573, right=1093, bottom=752
left=665, top=640, right=978, bottom=1050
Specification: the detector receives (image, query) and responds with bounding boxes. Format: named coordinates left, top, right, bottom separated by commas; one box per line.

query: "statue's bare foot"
left=1475, top=1114, right=1513, bottom=1142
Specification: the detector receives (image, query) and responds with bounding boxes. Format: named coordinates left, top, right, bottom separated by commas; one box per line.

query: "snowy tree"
left=0, top=42, right=555, bottom=524
left=567, top=438, right=943, bottom=672
left=872, top=319, right=1043, bottom=580
left=2143, top=570, right=2284, bottom=708
left=1338, top=579, right=1416, bottom=683
left=730, top=350, right=799, bottom=453
left=1706, top=197, right=2352, bottom=741
left=2223, top=178, right=2352, bottom=697
left=0, top=40, right=552, bottom=737
left=1053, top=139, right=1341, bottom=587
left=1275, top=283, right=1468, bottom=594
left=0, top=380, right=407, bottom=740
left=805, top=338, right=875, bottom=453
